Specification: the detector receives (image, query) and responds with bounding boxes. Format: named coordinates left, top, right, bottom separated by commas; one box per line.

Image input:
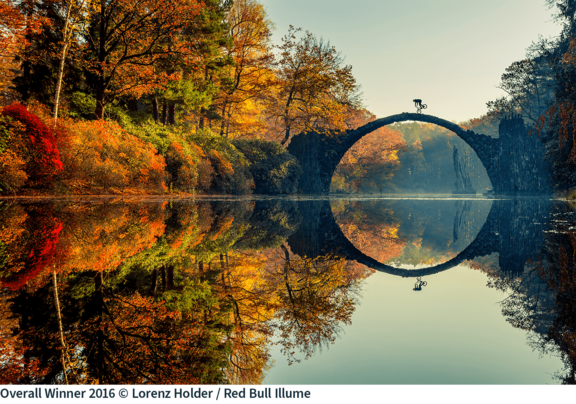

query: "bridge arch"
left=287, top=198, right=499, bottom=278
left=286, top=198, right=549, bottom=279
left=288, top=112, right=500, bottom=194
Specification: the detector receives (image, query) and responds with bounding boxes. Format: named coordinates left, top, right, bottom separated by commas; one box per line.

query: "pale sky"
left=260, top=0, right=563, bottom=123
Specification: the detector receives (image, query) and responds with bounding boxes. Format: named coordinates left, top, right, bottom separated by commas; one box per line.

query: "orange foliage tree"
left=55, top=118, right=167, bottom=194
left=0, top=0, right=43, bottom=59
left=85, top=0, right=204, bottom=118
left=332, top=108, right=406, bottom=193
left=0, top=115, right=28, bottom=192
left=53, top=202, right=166, bottom=277
left=266, top=245, right=359, bottom=365
left=211, top=251, right=276, bottom=383
left=75, top=285, right=231, bottom=384
left=215, top=0, right=274, bottom=138
left=269, top=26, right=359, bottom=145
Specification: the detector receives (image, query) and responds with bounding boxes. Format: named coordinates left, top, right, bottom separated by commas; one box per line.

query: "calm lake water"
left=0, top=196, right=574, bottom=384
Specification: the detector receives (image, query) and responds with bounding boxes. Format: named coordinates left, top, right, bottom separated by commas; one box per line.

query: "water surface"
left=0, top=196, right=573, bottom=384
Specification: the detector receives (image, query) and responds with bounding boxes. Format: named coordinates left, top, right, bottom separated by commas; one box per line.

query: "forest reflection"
left=0, top=198, right=574, bottom=384
left=0, top=199, right=368, bottom=384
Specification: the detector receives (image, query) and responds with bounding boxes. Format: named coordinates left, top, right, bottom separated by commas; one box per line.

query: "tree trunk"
left=52, top=270, right=69, bottom=384
left=225, top=104, right=233, bottom=137
left=21, top=61, right=31, bottom=101
left=168, top=102, right=175, bottom=125
left=94, top=271, right=104, bottom=384
left=166, top=265, right=174, bottom=290
left=225, top=253, right=231, bottom=286
left=219, top=102, right=227, bottom=136
left=53, top=42, right=69, bottom=123
left=127, top=99, right=138, bottom=112
left=152, top=96, right=159, bottom=122
left=95, top=0, right=106, bottom=120
left=281, top=119, right=291, bottom=145
left=160, top=266, right=167, bottom=290
left=95, top=79, right=105, bottom=120
left=150, top=268, right=158, bottom=295
left=161, top=100, right=167, bottom=125
left=220, top=254, right=226, bottom=285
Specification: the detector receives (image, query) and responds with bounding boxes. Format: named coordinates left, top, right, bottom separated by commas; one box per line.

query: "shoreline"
left=0, top=193, right=566, bottom=202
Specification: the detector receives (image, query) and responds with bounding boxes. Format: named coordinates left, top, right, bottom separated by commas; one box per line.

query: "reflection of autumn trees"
left=467, top=253, right=501, bottom=278
left=81, top=275, right=232, bottom=384
left=0, top=201, right=248, bottom=383
left=0, top=203, right=63, bottom=291
left=332, top=200, right=406, bottom=265
left=1, top=200, right=370, bottom=383
left=54, top=203, right=166, bottom=277
left=333, top=199, right=490, bottom=268
left=211, top=251, right=275, bottom=384
left=266, top=245, right=363, bottom=365
left=0, top=289, right=48, bottom=384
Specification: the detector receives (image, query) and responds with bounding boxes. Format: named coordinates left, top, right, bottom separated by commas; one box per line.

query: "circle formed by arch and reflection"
left=331, top=198, right=493, bottom=273
left=331, top=113, right=494, bottom=192
left=288, top=112, right=498, bottom=195
left=287, top=198, right=500, bottom=278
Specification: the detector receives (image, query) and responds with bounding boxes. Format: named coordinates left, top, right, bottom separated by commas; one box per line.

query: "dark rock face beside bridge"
left=495, top=118, right=551, bottom=194
left=287, top=113, right=551, bottom=195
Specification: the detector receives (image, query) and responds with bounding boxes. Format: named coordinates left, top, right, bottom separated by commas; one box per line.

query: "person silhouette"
left=413, top=277, right=427, bottom=291
left=413, top=99, right=427, bottom=113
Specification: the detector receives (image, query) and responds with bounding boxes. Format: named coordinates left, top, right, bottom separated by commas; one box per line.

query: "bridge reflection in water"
left=287, top=197, right=551, bottom=278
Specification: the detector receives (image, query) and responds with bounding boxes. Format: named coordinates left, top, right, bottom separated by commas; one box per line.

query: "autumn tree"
left=489, top=1, right=576, bottom=190
left=83, top=0, right=204, bottom=119
left=487, top=58, right=555, bottom=124
left=0, top=0, right=45, bottom=104
left=152, top=0, right=233, bottom=126
left=214, top=0, right=274, bottom=137
left=0, top=0, right=44, bottom=61
left=536, top=230, right=576, bottom=384
left=52, top=0, right=92, bottom=121
left=332, top=200, right=406, bottom=264
left=269, top=26, right=359, bottom=145
left=332, top=108, right=405, bottom=193
left=210, top=251, right=275, bottom=384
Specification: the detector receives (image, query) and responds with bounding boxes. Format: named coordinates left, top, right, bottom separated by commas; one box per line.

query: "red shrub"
left=1, top=103, right=63, bottom=186
left=1, top=218, right=63, bottom=291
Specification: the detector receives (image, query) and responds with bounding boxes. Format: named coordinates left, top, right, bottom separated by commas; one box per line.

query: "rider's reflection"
left=413, top=277, right=427, bottom=291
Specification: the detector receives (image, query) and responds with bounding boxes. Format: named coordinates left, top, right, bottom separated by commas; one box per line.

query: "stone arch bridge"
left=287, top=113, right=550, bottom=195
